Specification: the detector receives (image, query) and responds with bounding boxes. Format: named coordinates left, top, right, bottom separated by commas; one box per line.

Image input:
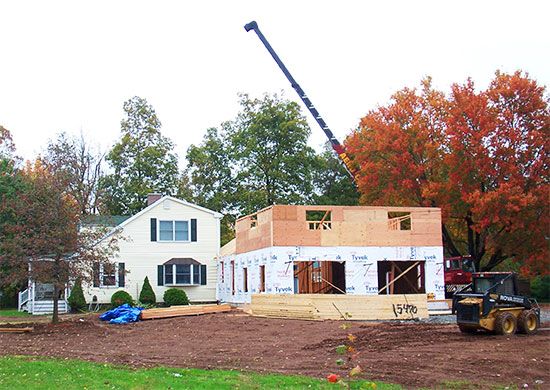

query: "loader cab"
left=472, top=272, right=517, bottom=295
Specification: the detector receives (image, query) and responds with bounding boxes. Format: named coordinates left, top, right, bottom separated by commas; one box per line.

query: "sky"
left=1, top=0, right=549, bottom=165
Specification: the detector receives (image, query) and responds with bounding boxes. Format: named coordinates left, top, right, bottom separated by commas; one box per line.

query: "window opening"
left=243, top=267, right=248, bottom=293
left=250, top=214, right=258, bottom=228
left=387, top=212, right=411, bottom=231
left=306, top=210, right=332, bottom=230
left=259, top=265, right=265, bottom=293
left=231, top=260, right=235, bottom=295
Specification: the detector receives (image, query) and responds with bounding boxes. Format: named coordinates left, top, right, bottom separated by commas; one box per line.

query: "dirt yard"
left=1, top=311, right=548, bottom=389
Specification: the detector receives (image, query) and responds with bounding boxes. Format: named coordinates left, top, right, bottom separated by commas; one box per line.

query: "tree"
left=101, top=96, right=179, bottom=215
left=230, top=94, right=319, bottom=214
left=67, top=278, right=86, bottom=312
left=138, top=276, right=156, bottom=304
left=312, top=144, right=360, bottom=206
left=346, top=71, right=549, bottom=275
left=0, top=160, right=120, bottom=323
left=42, top=131, right=105, bottom=215
left=186, top=93, right=322, bottom=244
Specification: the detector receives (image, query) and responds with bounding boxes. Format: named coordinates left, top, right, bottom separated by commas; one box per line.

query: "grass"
left=0, top=356, right=401, bottom=389
left=0, top=309, right=32, bottom=318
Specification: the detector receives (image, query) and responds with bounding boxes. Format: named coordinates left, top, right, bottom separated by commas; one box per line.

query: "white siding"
left=84, top=198, right=221, bottom=304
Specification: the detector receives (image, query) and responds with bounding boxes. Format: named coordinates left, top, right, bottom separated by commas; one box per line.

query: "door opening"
left=377, top=260, right=425, bottom=294
left=294, top=261, right=345, bottom=294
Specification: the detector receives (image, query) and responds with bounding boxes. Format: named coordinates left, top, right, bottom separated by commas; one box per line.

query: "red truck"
left=444, top=256, right=475, bottom=298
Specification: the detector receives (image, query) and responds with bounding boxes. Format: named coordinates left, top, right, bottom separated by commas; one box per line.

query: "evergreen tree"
left=67, top=279, right=87, bottom=312
left=139, top=276, right=156, bottom=304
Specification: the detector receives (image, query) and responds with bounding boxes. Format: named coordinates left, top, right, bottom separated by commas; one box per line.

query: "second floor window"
left=159, top=220, right=189, bottom=241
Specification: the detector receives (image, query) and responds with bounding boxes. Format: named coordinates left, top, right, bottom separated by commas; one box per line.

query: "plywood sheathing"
left=251, top=293, right=428, bottom=320
left=235, top=205, right=442, bottom=254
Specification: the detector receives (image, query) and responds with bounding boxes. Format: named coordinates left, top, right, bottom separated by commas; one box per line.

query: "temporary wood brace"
left=251, top=294, right=428, bottom=320
left=378, top=261, right=420, bottom=294
left=140, top=304, right=232, bottom=320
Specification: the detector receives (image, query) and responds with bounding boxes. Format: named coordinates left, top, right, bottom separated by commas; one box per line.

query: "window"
left=159, top=220, right=189, bottom=241
left=165, top=264, right=174, bottom=285
left=101, top=264, right=117, bottom=287
left=176, top=264, right=190, bottom=284
left=164, top=264, right=201, bottom=286
left=193, top=265, right=200, bottom=285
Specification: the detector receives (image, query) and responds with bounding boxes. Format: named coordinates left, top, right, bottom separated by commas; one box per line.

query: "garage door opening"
left=377, top=261, right=425, bottom=294
left=294, top=261, right=345, bottom=294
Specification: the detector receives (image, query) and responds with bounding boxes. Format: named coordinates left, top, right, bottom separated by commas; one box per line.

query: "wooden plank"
left=141, top=304, right=231, bottom=320
left=0, top=327, right=33, bottom=333
left=250, top=294, right=428, bottom=320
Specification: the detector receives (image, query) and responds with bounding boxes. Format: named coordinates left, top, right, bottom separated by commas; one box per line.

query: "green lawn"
left=0, top=356, right=400, bottom=389
left=0, top=309, right=32, bottom=318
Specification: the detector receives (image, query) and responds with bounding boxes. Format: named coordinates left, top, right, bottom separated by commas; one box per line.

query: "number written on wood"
left=392, top=303, right=418, bottom=317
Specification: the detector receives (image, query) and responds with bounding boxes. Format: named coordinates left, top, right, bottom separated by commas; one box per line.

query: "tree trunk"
left=52, top=283, right=59, bottom=324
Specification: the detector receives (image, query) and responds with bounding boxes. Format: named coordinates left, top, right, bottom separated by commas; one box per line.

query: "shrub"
left=111, top=290, right=134, bottom=308
left=67, top=279, right=87, bottom=312
left=139, top=276, right=156, bottom=305
left=163, top=288, right=189, bottom=306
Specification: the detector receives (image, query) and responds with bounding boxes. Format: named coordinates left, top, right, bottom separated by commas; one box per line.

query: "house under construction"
left=217, top=205, right=445, bottom=319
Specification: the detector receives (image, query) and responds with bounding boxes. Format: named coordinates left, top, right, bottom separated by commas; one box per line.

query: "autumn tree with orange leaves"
left=0, top=156, right=120, bottom=323
left=346, top=71, right=549, bottom=275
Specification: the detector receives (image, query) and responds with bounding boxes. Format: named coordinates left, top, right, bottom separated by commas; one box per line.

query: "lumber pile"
left=140, top=304, right=232, bottom=320
left=0, top=327, right=33, bottom=333
left=251, top=294, right=428, bottom=321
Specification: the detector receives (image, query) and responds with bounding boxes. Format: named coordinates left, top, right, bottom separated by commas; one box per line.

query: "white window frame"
left=164, top=264, right=201, bottom=286
left=158, top=220, right=190, bottom=242
left=100, top=263, right=118, bottom=288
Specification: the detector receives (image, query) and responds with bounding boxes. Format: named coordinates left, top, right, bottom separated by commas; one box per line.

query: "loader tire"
left=517, top=310, right=538, bottom=335
left=458, top=324, right=477, bottom=334
left=494, top=312, right=517, bottom=335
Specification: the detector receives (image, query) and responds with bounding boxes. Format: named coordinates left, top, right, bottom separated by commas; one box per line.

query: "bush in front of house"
left=163, top=288, right=189, bottom=306
left=67, top=279, right=87, bottom=312
left=139, top=276, right=156, bottom=305
left=111, top=290, right=134, bottom=308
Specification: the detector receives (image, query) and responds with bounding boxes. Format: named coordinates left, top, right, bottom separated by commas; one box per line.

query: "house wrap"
left=217, top=205, right=445, bottom=303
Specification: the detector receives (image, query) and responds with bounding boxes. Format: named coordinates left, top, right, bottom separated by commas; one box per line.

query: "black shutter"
left=191, top=219, right=197, bottom=242
left=157, top=265, right=164, bottom=286
left=93, top=262, right=100, bottom=287
left=118, top=262, right=125, bottom=287
left=151, top=218, right=157, bottom=241
left=200, top=264, right=207, bottom=285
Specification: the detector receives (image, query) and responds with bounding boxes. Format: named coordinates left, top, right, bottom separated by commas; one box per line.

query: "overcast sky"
left=2, top=0, right=549, bottom=164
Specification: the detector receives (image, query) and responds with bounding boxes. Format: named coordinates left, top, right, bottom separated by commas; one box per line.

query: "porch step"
left=31, top=301, right=69, bottom=315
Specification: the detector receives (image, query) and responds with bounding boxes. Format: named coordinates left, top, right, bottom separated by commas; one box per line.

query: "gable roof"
left=114, top=195, right=223, bottom=231
left=97, top=196, right=223, bottom=244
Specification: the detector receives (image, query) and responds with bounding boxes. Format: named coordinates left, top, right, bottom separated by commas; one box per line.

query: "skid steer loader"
left=452, top=272, right=540, bottom=335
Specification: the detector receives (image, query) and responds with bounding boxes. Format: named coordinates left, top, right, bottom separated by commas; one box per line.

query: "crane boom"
left=244, top=21, right=358, bottom=182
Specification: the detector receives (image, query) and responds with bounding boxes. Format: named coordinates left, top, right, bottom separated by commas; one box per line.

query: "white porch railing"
left=18, top=283, right=70, bottom=314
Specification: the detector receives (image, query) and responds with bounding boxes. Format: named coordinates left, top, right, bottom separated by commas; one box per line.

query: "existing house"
left=85, top=194, right=222, bottom=305
left=19, top=194, right=222, bottom=313
left=217, top=205, right=445, bottom=305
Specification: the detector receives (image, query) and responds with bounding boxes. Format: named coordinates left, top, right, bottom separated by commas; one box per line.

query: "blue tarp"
left=99, top=304, right=144, bottom=324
